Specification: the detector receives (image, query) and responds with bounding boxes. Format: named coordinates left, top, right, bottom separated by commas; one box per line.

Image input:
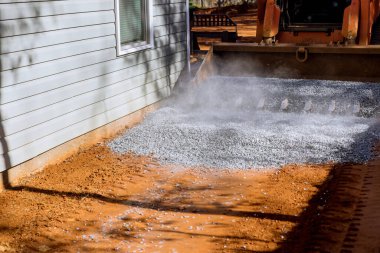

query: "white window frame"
left=115, top=0, right=154, bottom=56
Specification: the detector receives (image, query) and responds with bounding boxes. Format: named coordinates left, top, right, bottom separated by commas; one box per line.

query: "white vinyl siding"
left=115, top=0, right=154, bottom=55
left=0, top=0, right=187, bottom=172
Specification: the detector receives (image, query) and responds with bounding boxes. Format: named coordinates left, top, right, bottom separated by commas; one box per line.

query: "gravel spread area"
left=109, top=76, right=380, bottom=169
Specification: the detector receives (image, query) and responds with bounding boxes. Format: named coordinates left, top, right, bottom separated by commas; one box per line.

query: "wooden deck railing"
left=192, top=14, right=237, bottom=27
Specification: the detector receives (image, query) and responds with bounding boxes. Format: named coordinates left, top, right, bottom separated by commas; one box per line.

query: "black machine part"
left=277, top=0, right=352, bottom=32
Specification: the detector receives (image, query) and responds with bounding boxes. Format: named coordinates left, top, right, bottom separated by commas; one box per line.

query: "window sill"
left=117, top=43, right=153, bottom=56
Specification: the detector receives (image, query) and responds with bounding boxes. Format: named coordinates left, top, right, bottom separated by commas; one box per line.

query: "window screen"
left=119, top=0, right=146, bottom=45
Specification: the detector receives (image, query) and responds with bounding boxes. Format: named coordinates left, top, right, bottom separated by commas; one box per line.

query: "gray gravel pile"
left=109, top=76, right=380, bottom=169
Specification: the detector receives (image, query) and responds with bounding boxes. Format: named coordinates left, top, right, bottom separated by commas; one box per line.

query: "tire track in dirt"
left=340, top=147, right=380, bottom=253
left=298, top=145, right=380, bottom=253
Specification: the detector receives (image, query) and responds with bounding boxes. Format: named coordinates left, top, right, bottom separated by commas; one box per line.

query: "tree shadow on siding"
left=0, top=80, right=12, bottom=190
left=121, top=2, right=186, bottom=115
left=0, top=11, right=12, bottom=189
left=0, top=4, right=47, bottom=189
left=162, top=2, right=189, bottom=100
left=0, top=1, right=179, bottom=190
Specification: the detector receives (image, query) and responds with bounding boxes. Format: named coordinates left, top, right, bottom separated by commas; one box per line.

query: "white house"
left=0, top=0, right=188, bottom=188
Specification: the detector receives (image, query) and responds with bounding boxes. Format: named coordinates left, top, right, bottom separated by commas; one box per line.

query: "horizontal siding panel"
left=155, top=0, right=186, bottom=4
left=154, top=3, right=186, bottom=16
left=1, top=35, right=116, bottom=71
left=154, top=15, right=170, bottom=27
left=0, top=84, right=174, bottom=172
left=0, top=31, right=180, bottom=72
left=170, top=13, right=186, bottom=24
left=154, top=0, right=187, bottom=6
left=2, top=51, right=186, bottom=135
left=0, top=67, right=183, bottom=154
left=154, top=24, right=171, bottom=38
left=154, top=22, right=186, bottom=38
left=0, top=0, right=184, bottom=8
left=154, top=34, right=170, bottom=48
left=0, top=2, right=187, bottom=172
left=106, top=73, right=179, bottom=121
left=1, top=42, right=186, bottom=105
left=155, top=31, right=185, bottom=47
left=154, top=13, right=186, bottom=26
left=154, top=0, right=170, bottom=5
left=0, top=61, right=184, bottom=154
left=2, top=51, right=185, bottom=121
left=170, top=21, right=187, bottom=34
left=156, top=22, right=185, bottom=37
left=1, top=23, right=115, bottom=54
left=0, top=0, right=66, bottom=3
left=0, top=0, right=114, bottom=20
left=169, top=31, right=186, bottom=43
left=0, top=10, right=115, bottom=37
left=1, top=48, right=116, bottom=87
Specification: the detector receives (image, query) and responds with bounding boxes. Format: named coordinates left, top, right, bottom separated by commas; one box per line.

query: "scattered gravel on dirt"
left=109, top=77, right=380, bottom=169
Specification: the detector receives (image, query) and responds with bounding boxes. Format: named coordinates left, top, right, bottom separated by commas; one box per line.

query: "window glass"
left=116, top=0, right=152, bottom=55
left=119, top=0, right=146, bottom=44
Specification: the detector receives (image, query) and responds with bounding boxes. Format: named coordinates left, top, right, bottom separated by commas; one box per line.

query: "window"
left=115, top=0, right=153, bottom=55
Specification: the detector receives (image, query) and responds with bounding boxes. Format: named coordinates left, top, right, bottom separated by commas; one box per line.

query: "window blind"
left=119, top=0, right=146, bottom=45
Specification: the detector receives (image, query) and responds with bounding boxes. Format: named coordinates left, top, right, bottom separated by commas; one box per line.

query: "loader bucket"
left=194, top=43, right=380, bottom=84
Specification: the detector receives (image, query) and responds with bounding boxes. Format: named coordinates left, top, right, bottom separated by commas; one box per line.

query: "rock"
left=38, top=245, right=51, bottom=252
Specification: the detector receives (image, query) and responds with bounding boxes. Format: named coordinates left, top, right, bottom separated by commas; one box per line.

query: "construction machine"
left=194, top=0, right=380, bottom=83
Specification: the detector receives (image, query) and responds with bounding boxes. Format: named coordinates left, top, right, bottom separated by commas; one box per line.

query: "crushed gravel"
left=109, top=76, right=380, bottom=169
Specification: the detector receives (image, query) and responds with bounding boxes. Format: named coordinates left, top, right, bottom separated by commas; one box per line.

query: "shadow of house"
left=270, top=121, right=380, bottom=253
left=2, top=85, right=379, bottom=252
left=3, top=0, right=377, bottom=251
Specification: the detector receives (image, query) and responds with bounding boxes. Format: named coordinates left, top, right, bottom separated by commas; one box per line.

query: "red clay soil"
left=0, top=143, right=335, bottom=253
left=2, top=140, right=380, bottom=253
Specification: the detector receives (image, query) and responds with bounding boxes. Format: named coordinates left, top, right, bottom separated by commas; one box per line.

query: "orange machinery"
left=256, top=0, right=380, bottom=45
left=195, top=0, right=380, bottom=83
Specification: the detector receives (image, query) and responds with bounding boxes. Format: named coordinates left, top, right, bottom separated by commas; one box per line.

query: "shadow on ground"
left=1, top=110, right=377, bottom=252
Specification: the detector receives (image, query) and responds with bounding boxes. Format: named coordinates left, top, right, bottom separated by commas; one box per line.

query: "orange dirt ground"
left=0, top=143, right=336, bottom=253
left=2, top=135, right=380, bottom=253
